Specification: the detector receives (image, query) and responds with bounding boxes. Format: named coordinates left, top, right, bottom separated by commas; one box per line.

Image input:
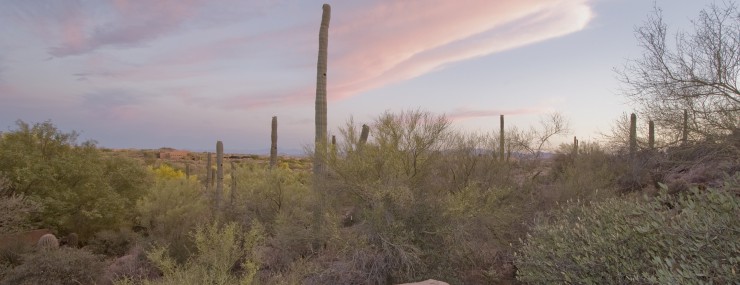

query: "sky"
left=0, top=0, right=725, bottom=154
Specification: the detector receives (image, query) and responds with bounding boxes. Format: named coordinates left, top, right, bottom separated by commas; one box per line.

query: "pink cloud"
left=37, top=0, right=593, bottom=112
left=123, top=0, right=593, bottom=110
left=47, top=0, right=207, bottom=57
left=448, top=107, right=552, bottom=121
left=171, top=87, right=311, bottom=111
left=328, top=0, right=593, bottom=100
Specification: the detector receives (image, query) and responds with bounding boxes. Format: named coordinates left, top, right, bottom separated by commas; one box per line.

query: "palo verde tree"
left=0, top=120, right=151, bottom=239
left=617, top=2, right=740, bottom=141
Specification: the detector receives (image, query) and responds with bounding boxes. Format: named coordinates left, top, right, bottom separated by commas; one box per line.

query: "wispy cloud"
left=328, top=0, right=593, bottom=100
left=165, top=0, right=593, bottom=110
left=1, top=0, right=594, bottom=112
left=49, top=0, right=204, bottom=56
left=3, top=0, right=276, bottom=57
left=448, top=106, right=554, bottom=121
left=82, top=89, right=152, bottom=119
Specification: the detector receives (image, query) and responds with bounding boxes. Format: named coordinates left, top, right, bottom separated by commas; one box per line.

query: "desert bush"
left=549, top=141, right=619, bottom=201
left=0, top=194, right=41, bottom=235
left=232, top=164, right=311, bottom=228
left=0, top=121, right=151, bottom=240
left=317, top=111, right=451, bottom=283
left=264, top=196, right=322, bottom=272
left=103, top=246, right=159, bottom=285
left=88, top=228, right=139, bottom=257
left=306, top=110, right=577, bottom=283
left=139, top=221, right=265, bottom=285
left=136, top=165, right=208, bottom=262
left=516, top=180, right=740, bottom=284
left=0, top=240, right=31, bottom=280
left=1, top=247, right=105, bottom=285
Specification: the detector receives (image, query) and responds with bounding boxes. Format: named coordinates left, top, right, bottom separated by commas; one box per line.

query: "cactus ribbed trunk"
left=216, top=141, right=223, bottom=212
left=682, top=109, right=688, bottom=145
left=313, top=3, right=331, bottom=178
left=629, top=113, right=637, bottom=158
left=331, top=135, right=337, bottom=158
left=311, top=3, right=331, bottom=252
left=185, top=163, right=190, bottom=179
left=573, top=136, right=579, bottom=157
left=358, top=124, right=369, bottom=147
left=648, top=120, right=655, bottom=149
left=206, top=152, right=212, bottom=189
left=270, top=116, right=278, bottom=169
left=230, top=161, right=236, bottom=207
left=499, top=115, right=505, bottom=161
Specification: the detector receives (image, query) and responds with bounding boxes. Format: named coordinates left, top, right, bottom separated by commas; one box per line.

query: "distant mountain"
left=184, top=147, right=307, bottom=157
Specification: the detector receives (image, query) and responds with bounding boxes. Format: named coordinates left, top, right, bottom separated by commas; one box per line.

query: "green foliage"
left=0, top=120, right=152, bottom=239
left=142, top=221, right=265, bottom=285
left=136, top=166, right=208, bottom=261
left=150, top=164, right=187, bottom=180
left=0, top=194, right=41, bottom=235
left=1, top=247, right=104, bottom=285
left=233, top=164, right=311, bottom=227
left=516, top=183, right=740, bottom=284
left=550, top=141, right=619, bottom=201
left=87, top=228, right=138, bottom=256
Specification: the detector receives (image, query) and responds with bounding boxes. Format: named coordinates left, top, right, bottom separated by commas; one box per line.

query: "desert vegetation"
left=0, top=2, right=738, bottom=285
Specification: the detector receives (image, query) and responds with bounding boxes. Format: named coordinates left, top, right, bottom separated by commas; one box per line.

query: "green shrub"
left=104, top=246, right=159, bottom=284
left=1, top=247, right=104, bottom=285
left=141, top=221, right=265, bottom=285
left=0, top=121, right=152, bottom=240
left=549, top=142, right=619, bottom=202
left=0, top=194, right=41, bottom=235
left=232, top=165, right=311, bottom=228
left=0, top=240, right=31, bottom=280
left=136, top=171, right=208, bottom=262
left=88, top=228, right=139, bottom=257
left=516, top=181, right=740, bottom=284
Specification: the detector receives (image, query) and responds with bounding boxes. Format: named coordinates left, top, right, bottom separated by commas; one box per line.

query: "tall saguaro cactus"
left=313, top=3, right=331, bottom=177
left=648, top=120, right=655, bottom=149
left=573, top=136, right=579, bottom=157
left=499, top=115, right=505, bottom=161
left=311, top=3, right=332, bottom=250
left=216, top=141, right=224, bottom=212
left=270, top=116, right=278, bottom=169
left=629, top=113, right=637, bottom=158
